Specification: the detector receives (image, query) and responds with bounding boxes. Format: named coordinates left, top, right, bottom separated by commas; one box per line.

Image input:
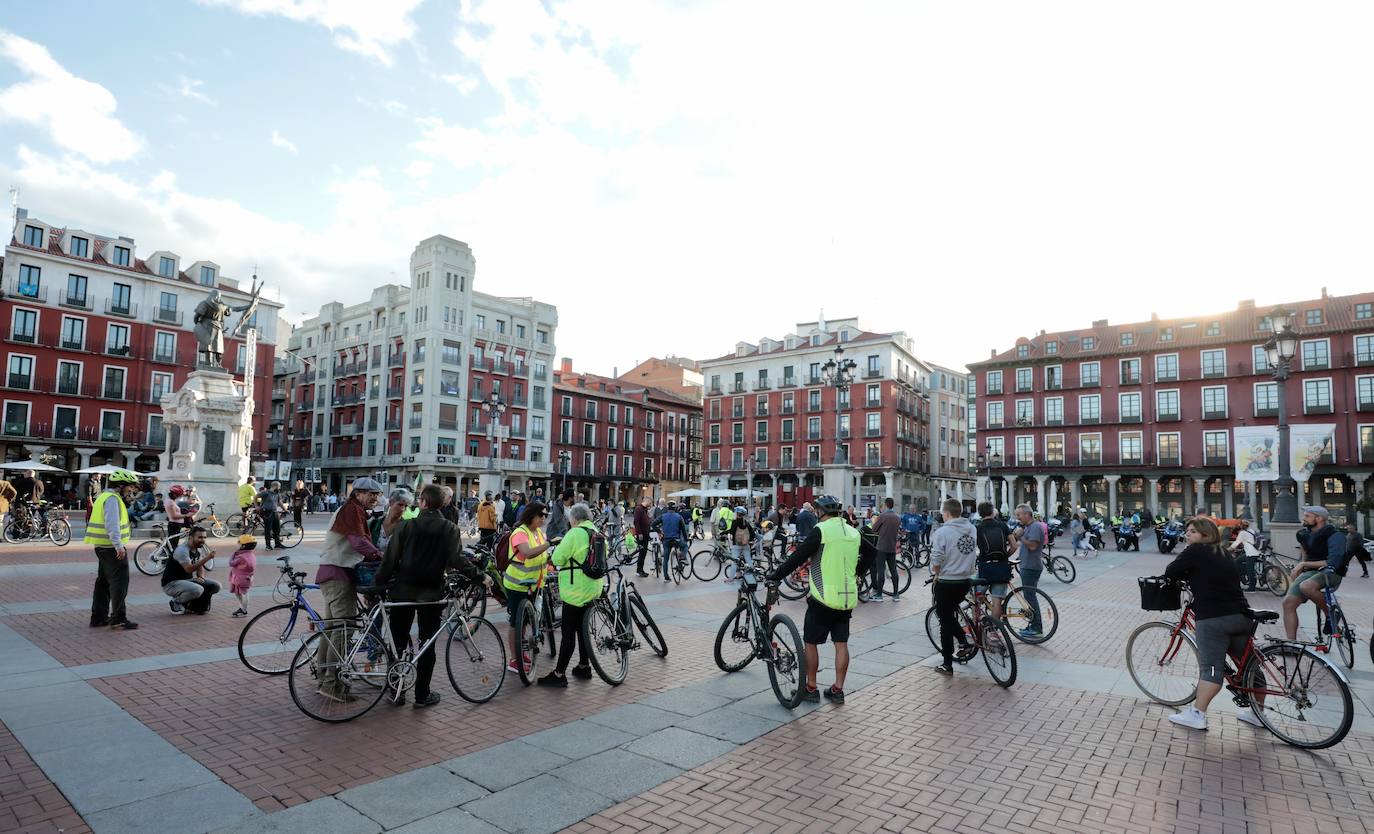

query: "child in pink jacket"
left=229, top=534, right=257, bottom=618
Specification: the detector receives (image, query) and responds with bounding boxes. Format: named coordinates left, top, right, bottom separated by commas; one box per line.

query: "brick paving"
left=0, top=719, right=90, bottom=834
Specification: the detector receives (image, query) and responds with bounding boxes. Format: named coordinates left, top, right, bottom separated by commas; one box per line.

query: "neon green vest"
left=502, top=524, right=549, bottom=591
left=84, top=489, right=131, bottom=547
left=810, top=516, right=861, bottom=610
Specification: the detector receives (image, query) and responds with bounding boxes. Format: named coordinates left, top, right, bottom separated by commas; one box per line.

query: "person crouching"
left=162, top=525, right=221, bottom=615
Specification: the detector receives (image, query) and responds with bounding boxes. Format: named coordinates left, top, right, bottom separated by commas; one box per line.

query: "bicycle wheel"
left=979, top=615, right=1017, bottom=688
left=445, top=616, right=506, bottom=704
left=915, top=544, right=931, bottom=569
left=780, top=567, right=809, bottom=601
left=649, top=543, right=662, bottom=578
left=133, top=540, right=168, bottom=576
left=1262, top=564, right=1288, bottom=596
left=583, top=599, right=628, bottom=685
left=1049, top=556, right=1076, bottom=584
left=714, top=600, right=757, bottom=672
left=2, top=519, right=28, bottom=543
left=48, top=517, right=71, bottom=546
left=1125, top=621, right=1199, bottom=706
left=288, top=626, right=391, bottom=723
left=767, top=613, right=805, bottom=708
left=226, top=513, right=248, bottom=536
left=210, top=520, right=230, bottom=538
left=1243, top=643, right=1353, bottom=750
left=691, top=547, right=723, bottom=581
left=238, top=603, right=309, bottom=674
left=513, top=599, right=540, bottom=686
left=892, top=562, right=913, bottom=595
left=278, top=520, right=304, bottom=548
left=628, top=593, right=668, bottom=657
left=1002, top=586, right=1058, bottom=644
left=1332, top=609, right=1355, bottom=670
left=924, top=606, right=941, bottom=649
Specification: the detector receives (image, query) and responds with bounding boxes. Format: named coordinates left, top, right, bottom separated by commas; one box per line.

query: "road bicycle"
left=691, top=539, right=732, bottom=581
left=652, top=536, right=690, bottom=584
left=133, top=525, right=192, bottom=576
left=1314, top=582, right=1356, bottom=670
left=1126, top=577, right=1353, bottom=750
left=3, top=502, right=71, bottom=546
left=243, top=556, right=381, bottom=674
left=922, top=578, right=1018, bottom=687
left=923, top=576, right=1058, bottom=647
left=225, top=506, right=304, bottom=548
left=897, top=533, right=930, bottom=570
left=713, top=556, right=807, bottom=708
left=1256, top=547, right=1298, bottom=596
left=510, top=570, right=562, bottom=686
left=287, top=574, right=506, bottom=722
left=582, top=564, right=668, bottom=685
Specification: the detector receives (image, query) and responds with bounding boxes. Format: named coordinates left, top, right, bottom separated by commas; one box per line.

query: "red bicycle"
left=1126, top=577, right=1353, bottom=749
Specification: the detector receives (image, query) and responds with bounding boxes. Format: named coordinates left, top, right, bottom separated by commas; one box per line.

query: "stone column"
left=1035, top=474, right=1050, bottom=518
left=1069, top=477, right=1081, bottom=511
left=955, top=480, right=963, bottom=503
left=1105, top=475, right=1120, bottom=519
left=976, top=476, right=989, bottom=503
left=885, top=470, right=896, bottom=500
left=1143, top=476, right=1158, bottom=516
left=1193, top=476, right=1209, bottom=516
left=1353, top=475, right=1368, bottom=535
left=1223, top=479, right=1235, bottom=518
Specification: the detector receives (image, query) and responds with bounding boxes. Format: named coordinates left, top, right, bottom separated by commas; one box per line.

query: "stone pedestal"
left=479, top=470, right=506, bottom=497
left=1268, top=521, right=1303, bottom=560
left=822, top=463, right=855, bottom=508
left=159, top=369, right=253, bottom=517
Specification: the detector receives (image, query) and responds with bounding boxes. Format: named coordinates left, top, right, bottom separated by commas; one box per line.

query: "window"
left=1158, top=433, right=1181, bottom=465
left=1016, top=345, right=1028, bottom=358
left=1015, top=367, right=1032, bottom=392
left=1079, top=434, right=1102, bottom=465
left=3, top=402, right=29, bottom=436
left=708, top=449, right=720, bottom=470
left=159, top=291, right=178, bottom=319
left=1363, top=426, right=1374, bottom=462
left=1202, top=386, right=1228, bottom=418
left=1253, top=344, right=1272, bottom=373
left=11, top=309, right=36, bottom=343
left=1357, top=303, right=1372, bottom=320
left=159, top=257, right=176, bottom=278
left=113, top=245, right=130, bottom=267
left=1156, top=389, right=1180, bottom=420
left=22, top=225, right=42, bottom=247
left=1120, top=432, right=1143, bottom=464
left=1078, top=394, right=1100, bottom=422
left=1121, top=331, right=1135, bottom=346
left=585, top=400, right=598, bottom=420
left=1119, top=358, right=1140, bottom=384
left=1155, top=354, right=1178, bottom=381
left=1255, top=382, right=1279, bottom=415
left=866, top=383, right=880, bottom=407
left=154, top=331, right=176, bottom=363
left=986, top=402, right=1004, bottom=427
left=60, top=316, right=85, bottom=349
left=1079, top=361, right=1100, bottom=386
left=70, top=236, right=89, bottom=257
left=17, top=264, right=40, bottom=296
left=1045, top=397, right=1063, bottom=424
left=866, top=412, right=880, bottom=434
left=1159, top=327, right=1174, bottom=342
left=199, top=266, right=216, bottom=286
left=1014, top=399, right=1033, bottom=424
left=57, top=361, right=80, bottom=395
left=1204, top=431, right=1229, bottom=464
left=1302, top=339, right=1330, bottom=370
left=496, top=319, right=506, bottom=334
left=1046, top=435, right=1064, bottom=464
left=151, top=372, right=173, bottom=402
left=1303, top=378, right=1332, bottom=412
left=1119, top=392, right=1141, bottom=420
left=54, top=406, right=77, bottom=440
left=1015, top=436, right=1034, bottom=465
left=106, top=323, right=130, bottom=355
left=808, top=415, right=822, bottom=439
left=1356, top=335, right=1374, bottom=365
left=985, top=370, right=1003, bottom=393
left=1205, top=321, right=1221, bottom=337
left=103, top=367, right=126, bottom=399
left=1039, top=340, right=1057, bottom=357
left=1306, top=309, right=1324, bottom=326
left=538, top=329, right=548, bottom=344
left=1044, top=365, right=1062, bottom=389
left=756, top=419, right=768, bottom=442
left=7, top=355, right=33, bottom=389
left=1201, top=349, right=1226, bottom=377
left=66, top=273, right=88, bottom=306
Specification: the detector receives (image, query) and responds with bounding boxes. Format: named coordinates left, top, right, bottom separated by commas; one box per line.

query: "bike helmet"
left=108, top=470, right=139, bottom=486
left=814, top=494, right=843, bottom=515
left=168, top=485, right=185, bottom=498
left=734, top=506, right=747, bottom=516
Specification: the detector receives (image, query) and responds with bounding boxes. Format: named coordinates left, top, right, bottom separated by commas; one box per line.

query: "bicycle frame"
left=1156, top=604, right=1310, bottom=704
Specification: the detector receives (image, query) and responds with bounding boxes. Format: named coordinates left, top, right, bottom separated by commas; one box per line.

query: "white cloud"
left=356, top=96, right=408, bottom=115
left=161, top=75, right=215, bottom=104
left=270, top=129, right=298, bottom=153
left=198, top=0, right=426, bottom=66
left=439, top=72, right=478, bottom=95
left=0, top=30, right=143, bottom=163
left=403, top=159, right=433, bottom=188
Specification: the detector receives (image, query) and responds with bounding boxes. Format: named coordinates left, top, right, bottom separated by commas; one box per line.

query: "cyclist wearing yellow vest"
left=238, top=476, right=258, bottom=514
left=768, top=494, right=876, bottom=704
left=537, top=502, right=600, bottom=687
left=503, top=502, right=555, bottom=675
left=86, top=469, right=141, bottom=629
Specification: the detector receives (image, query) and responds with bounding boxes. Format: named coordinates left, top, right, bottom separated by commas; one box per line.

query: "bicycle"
left=242, top=556, right=380, bottom=674
left=510, top=569, right=562, bottom=686
left=2, top=502, right=71, bottom=546
left=691, top=539, right=732, bottom=581
left=651, top=535, right=690, bottom=584
left=856, top=558, right=914, bottom=601
left=922, top=578, right=1018, bottom=687
left=1256, top=547, right=1297, bottom=597
left=1314, top=581, right=1356, bottom=670
left=287, top=573, right=506, bottom=722
left=582, top=564, right=669, bottom=685
left=897, top=532, right=930, bottom=570
left=133, top=525, right=191, bottom=576
left=1126, top=577, right=1353, bottom=749
left=713, top=556, right=807, bottom=708
left=225, top=506, right=304, bottom=547
left=923, top=572, right=1058, bottom=647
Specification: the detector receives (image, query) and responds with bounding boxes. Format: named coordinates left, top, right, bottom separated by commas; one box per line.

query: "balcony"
left=729, top=383, right=746, bottom=394
left=863, top=454, right=884, bottom=467
left=708, top=386, right=722, bottom=396
left=1121, top=456, right=1144, bottom=466
left=779, top=377, right=797, bottom=389
left=1157, top=410, right=1180, bottom=422
left=1079, top=415, right=1100, bottom=425
left=865, top=426, right=881, bottom=437
left=59, top=336, right=84, bottom=351
left=1201, top=409, right=1228, bottom=421
left=1155, top=371, right=1178, bottom=383
left=731, top=435, right=744, bottom=446
left=409, top=416, right=424, bottom=429
left=531, top=429, right=545, bottom=440
left=104, top=299, right=138, bottom=319
left=510, top=425, right=527, bottom=438
left=439, top=383, right=460, bottom=398
left=986, top=419, right=1004, bottom=429
left=438, top=418, right=459, bottom=430
left=1121, top=372, right=1140, bottom=386
left=388, top=354, right=405, bottom=368
left=384, top=418, right=402, bottom=431
left=1045, top=378, right=1062, bottom=390
left=1080, top=377, right=1100, bottom=388
left=1202, top=367, right=1226, bottom=380
left=807, top=430, right=822, bottom=440
left=753, top=380, right=771, bottom=391
left=105, top=343, right=134, bottom=358
left=412, top=350, right=427, bottom=363
left=2, top=420, right=29, bottom=437
left=1079, top=454, right=1103, bottom=466
left=59, top=291, right=92, bottom=311
left=533, top=367, right=548, bottom=381
left=411, top=384, right=424, bottom=396
left=1046, top=416, right=1063, bottom=427
left=985, top=385, right=1003, bottom=396
left=1204, top=454, right=1230, bottom=467
left=754, top=434, right=768, bottom=444
left=1304, top=403, right=1334, bottom=415
left=1362, top=442, right=1374, bottom=462
left=780, top=432, right=795, bottom=442
left=1159, top=454, right=1182, bottom=467
left=509, top=395, right=527, bottom=408
left=807, top=374, right=822, bottom=386
left=100, top=427, right=124, bottom=444
left=807, top=454, right=822, bottom=467
left=863, top=368, right=881, bottom=379
left=731, top=408, right=744, bottom=419
left=865, top=398, right=881, bottom=409
left=1256, top=405, right=1280, bottom=417
left=330, top=422, right=361, bottom=436
left=387, top=385, right=403, bottom=399
left=154, top=307, right=184, bottom=325
left=1121, top=413, right=1143, bottom=423
left=369, top=388, right=380, bottom=401
left=780, top=403, right=795, bottom=415
left=806, top=401, right=823, bottom=413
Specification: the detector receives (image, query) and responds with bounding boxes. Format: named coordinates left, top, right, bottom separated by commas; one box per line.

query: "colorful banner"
left=1290, top=423, right=1336, bottom=482
left=1234, top=426, right=1280, bottom=481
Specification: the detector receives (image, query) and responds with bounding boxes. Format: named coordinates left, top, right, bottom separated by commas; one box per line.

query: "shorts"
left=1286, top=570, right=1342, bottom=599
left=1194, top=612, right=1255, bottom=684
left=983, top=582, right=1009, bottom=599
left=505, top=587, right=531, bottom=624
left=803, top=598, right=852, bottom=645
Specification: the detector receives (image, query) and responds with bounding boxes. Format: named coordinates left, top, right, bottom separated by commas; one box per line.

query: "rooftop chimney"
left=1237, top=299, right=1255, bottom=309
left=1322, top=286, right=1328, bottom=298
left=560, top=357, right=573, bottom=374
left=1091, top=319, right=1107, bottom=328
left=990, top=349, right=997, bottom=358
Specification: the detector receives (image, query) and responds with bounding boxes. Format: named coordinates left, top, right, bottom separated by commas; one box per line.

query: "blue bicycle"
left=239, top=556, right=367, bottom=675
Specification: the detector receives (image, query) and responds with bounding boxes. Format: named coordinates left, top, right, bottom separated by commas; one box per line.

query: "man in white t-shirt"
left=1229, top=519, right=1259, bottom=591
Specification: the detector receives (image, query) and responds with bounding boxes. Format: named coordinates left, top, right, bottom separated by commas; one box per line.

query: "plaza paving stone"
left=5, top=533, right=1374, bottom=832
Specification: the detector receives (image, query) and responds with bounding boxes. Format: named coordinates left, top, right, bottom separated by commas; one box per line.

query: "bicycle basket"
left=1138, top=576, right=1182, bottom=611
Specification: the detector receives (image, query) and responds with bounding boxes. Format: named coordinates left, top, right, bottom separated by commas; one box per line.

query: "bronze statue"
left=192, top=280, right=261, bottom=369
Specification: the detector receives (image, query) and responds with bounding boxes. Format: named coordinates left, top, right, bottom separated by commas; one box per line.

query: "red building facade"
left=550, top=361, right=666, bottom=502
left=969, top=293, right=1374, bottom=528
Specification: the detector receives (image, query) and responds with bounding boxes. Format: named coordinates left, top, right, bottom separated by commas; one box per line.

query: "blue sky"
left=3, top=1, right=1373, bottom=374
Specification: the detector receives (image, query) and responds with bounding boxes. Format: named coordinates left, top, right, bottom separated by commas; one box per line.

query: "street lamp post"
left=481, top=393, right=507, bottom=489
left=558, top=450, right=571, bottom=495
left=820, top=345, right=856, bottom=466
left=1264, top=307, right=1301, bottom=524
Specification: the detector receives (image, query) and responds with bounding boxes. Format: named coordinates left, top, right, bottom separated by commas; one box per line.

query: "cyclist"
left=973, top=501, right=1013, bottom=620
left=1282, top=506, right=1349, bottom=641
left=727, top=506, right=755, bottom=575
left=313, top=477, right=384, bottom=702
left=714, top=500, right=733, bottom=540
left=766, top=494, right=876, bottom=704
left=1162, top=516, right=1262, bottom=730
left=691, top=503, right=704, bottom=538
left=930, top=499, right=977, bottom=675
left=658, top=502, right=686, bottom=580
left=502, top=502, right=555, bottom=675
left=794, top=502, right=817, bottom=541
left=538, top=502, right=599, bottom=688
left=866, top=498, right=901, bottom=602
left=631, top=498, right=652, bottom=578
left=373, top=484, right=490, bottom=708
left=900, top=502, right=924, bottom=549
left=238, top=475, right=258, bottom=516
left=86, top=469, right=141, bottom=630
left=1008, top=504, right=1047, bottom=640
left=1228, top=519, right=1259, bottom=591
left=258, top=481, right=285, bottom=550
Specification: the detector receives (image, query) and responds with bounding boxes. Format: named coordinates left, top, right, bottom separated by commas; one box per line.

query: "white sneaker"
left=1236, top=708, right=1265, bottom=728
left=1168, top=706, right=1208, bottom=730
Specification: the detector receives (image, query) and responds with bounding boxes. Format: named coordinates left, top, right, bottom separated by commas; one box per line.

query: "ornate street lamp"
left=558, top=449, right=571, bottom=494
left=1263, top=307, right=1300, bottom=523
left=481, top=393, right=507, bottom=477
left=820, top=345, right=856, bottom=465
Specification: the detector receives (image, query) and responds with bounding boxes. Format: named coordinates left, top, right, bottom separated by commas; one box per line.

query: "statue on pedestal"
left=193, top=280, right=261, bottom=369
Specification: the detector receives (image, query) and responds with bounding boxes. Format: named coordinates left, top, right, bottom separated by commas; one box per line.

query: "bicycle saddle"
left=1246, top=608, right=1280, bottom=623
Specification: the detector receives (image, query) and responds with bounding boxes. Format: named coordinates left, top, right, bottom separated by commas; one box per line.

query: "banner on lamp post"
left=1290, top=423, right=1337, bottom=482
left=1234, top=426, right=1280, bottom=481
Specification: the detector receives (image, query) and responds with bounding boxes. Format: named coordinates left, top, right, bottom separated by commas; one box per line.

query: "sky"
left=1, top=1, right=1372, bottom=374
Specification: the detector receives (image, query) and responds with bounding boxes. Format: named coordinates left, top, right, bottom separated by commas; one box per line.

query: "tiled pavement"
left=6, top=535, right=1374, bottom=833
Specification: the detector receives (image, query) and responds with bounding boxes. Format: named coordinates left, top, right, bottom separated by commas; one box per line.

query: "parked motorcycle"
left=1155, top=518, right=1184, bottom=553
left=1113, top=520, right=1141, bottom=551
left=1086, top=520, right=1107, bottom=552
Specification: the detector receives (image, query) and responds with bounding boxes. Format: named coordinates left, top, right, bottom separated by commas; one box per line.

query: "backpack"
left=975, top=520, right=1012, bottom=561
left=574, top=525, right=608, bottom=581
left=493, top=530, right=515, bottom=574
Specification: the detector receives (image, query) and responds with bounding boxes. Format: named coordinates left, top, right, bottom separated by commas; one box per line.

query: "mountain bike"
left=1045, top=546, right=1076, bottom=584
left=3, top=502, right=71, bottom=546
left=856, top=559, right=913, bottom=601
left=922, top=578, right=1018, bottom=687
left=1127, top=577, right=1353, bottom=749
left=713, top=556, right=806, bottom=708
left=583, top=564, right=668, bottom=685
left=287, top=574, right=505, bottom=722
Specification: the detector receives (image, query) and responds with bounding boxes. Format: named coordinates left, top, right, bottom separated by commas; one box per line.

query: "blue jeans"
left=1020, top=566, right=1044, bottom=632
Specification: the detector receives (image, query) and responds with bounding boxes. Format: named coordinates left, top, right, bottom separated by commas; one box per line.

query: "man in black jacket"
left=373, top=484, right=490, bottom=708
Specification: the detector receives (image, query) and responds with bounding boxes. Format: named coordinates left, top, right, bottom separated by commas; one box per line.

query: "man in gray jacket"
left=929, top=499, right=978, bottom=675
